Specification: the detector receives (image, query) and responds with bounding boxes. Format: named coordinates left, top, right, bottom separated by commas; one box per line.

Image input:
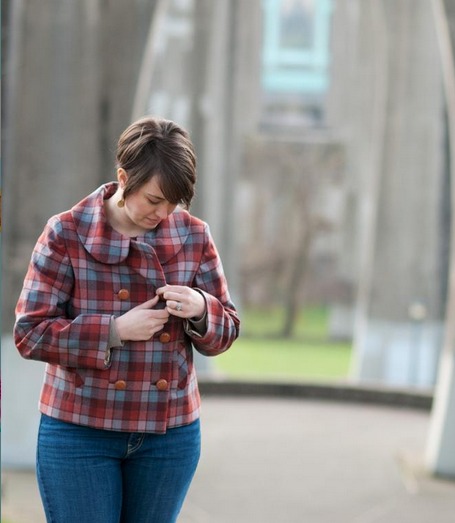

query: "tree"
left=240, top=136, right=344, bottom=338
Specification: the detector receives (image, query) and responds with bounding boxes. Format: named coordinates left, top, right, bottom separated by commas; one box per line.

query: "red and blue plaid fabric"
left=15, top=183, right=240, bottom=433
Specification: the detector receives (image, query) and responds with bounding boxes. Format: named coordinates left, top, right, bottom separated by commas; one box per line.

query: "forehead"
left=141, top=176, right=166, bottom=198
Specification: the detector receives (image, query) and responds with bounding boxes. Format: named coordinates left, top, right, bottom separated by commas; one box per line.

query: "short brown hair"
left=116, top=116, right=197, bottom=208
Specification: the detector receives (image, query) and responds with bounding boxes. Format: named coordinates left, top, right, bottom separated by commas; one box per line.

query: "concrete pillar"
left=327, top=0, right=388, bottom=340
left=350, top=0, right=447, bottom=389
left=427, top=336, right=455, bottom=477
left=197, top=0, right=262, bottom=294
left=426, top=0, right=455, bottom=479
left=2, top=0, right=158, bottom=467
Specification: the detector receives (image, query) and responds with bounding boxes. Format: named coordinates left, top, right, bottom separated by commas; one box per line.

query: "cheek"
left=133, top=198, right=149, bottom=214
left=127, top=198, right=147, bottom=217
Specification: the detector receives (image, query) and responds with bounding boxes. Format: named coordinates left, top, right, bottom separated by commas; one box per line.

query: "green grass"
left=214, top=306, right=352, bottom=381
left=238, top=306, right=329, bottom=339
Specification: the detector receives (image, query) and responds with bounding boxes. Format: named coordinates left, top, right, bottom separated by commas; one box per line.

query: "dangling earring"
left=117, top=198, right=125, bottom=208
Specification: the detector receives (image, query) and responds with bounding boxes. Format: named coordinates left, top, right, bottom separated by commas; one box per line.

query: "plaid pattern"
left=15, top=183, right=240, bottom=433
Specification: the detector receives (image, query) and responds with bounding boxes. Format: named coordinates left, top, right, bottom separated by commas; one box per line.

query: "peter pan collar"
left=71, top=183, right=191, bottom=265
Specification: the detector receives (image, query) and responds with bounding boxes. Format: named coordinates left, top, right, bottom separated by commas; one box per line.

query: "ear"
left=117, top=168, right=128, bottom=189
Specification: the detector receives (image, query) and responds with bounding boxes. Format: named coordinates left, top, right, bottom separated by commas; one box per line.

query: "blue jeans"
left=36, top=414, right=201, bottom=523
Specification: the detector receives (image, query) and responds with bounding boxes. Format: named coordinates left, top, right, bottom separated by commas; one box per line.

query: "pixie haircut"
left=116, top=116, right=197, bottom=208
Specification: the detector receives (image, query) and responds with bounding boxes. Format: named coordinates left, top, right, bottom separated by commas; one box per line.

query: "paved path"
left=3, top=396, right=455, bottom=522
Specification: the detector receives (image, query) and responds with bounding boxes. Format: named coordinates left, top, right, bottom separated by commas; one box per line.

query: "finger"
left=166, top=300, right=181, bottom=311
left=157, top=285, right=185, bottom=296
left=133, top=295, right=159, bottom=310
left=161, top=291, right=184, bottom=303
left=151, top=309, right=170, bottom=319
left=167, top=302, right=188, bottom=317
left=167, top=306, right=182, bottom=317
left=156, top=285, right=170, bottom=296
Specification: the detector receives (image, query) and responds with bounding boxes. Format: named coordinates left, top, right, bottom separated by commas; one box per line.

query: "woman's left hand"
left=156, top=285, right=206, bottom=320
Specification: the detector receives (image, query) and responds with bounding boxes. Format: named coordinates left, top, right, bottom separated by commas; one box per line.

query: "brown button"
left=156, top=379, right=168, bottom=391
left=114, top=380, right=127, bottom=390
left=159, top=332, right=171, bottom=343
left=117, top=289, right=130, bottom=300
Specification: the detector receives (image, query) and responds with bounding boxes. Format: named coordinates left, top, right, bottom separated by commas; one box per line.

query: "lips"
left=144, top=217, right=160, bottom=228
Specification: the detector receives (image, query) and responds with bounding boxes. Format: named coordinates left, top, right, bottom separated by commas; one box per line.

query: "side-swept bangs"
left=116, top=117, right=197, bottom=208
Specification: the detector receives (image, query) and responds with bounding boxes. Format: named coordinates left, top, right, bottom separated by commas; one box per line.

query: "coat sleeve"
left=14, top=217, right=112, bottom=370
left=185, top=224, right=240, bottom=356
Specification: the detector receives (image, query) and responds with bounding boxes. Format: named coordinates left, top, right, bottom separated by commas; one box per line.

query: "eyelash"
left=147, top=198, right=180, bottom=208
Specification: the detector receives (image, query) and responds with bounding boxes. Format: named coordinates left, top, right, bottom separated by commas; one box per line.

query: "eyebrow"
left=145, top=193, right=166, bottom=201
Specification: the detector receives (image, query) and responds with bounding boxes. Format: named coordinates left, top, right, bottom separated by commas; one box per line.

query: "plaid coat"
left=15, top=183, right=240, bottom=433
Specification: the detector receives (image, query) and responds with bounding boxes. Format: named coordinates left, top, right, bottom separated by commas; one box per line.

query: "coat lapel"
left=152, top=208, right=191, bottom=264
left=70, top=183, right=191, bottom=267
left=71, top=183, right=131, bottom=264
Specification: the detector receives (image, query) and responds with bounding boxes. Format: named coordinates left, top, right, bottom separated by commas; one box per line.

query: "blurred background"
left=1, top=0, right=455, bottom=521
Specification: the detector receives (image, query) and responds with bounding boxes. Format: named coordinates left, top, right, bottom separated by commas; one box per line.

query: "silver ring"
left=175, top=302, right=183, bottom=312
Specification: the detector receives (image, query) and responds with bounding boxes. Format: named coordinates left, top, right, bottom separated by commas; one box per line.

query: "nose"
left=155, top=202, right=173, bottom=220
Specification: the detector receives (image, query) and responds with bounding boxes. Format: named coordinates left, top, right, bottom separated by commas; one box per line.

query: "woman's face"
left=120, top=171, right=177, bottom=231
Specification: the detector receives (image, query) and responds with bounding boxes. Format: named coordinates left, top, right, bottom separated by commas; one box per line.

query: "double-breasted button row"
left=113, top=379, right=169, bottom=391
left=117, top=289, right=130, bottom=300
left=115, top=290, right=172, bottom=343
left=114, top=380, right=127, bottom=390
left=159, top=332, right=171, bottom=343
left=156, top=379, right=169, bottom=391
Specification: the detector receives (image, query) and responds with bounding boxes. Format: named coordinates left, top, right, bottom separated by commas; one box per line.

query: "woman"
left=14, top=116, right=240, bottom=522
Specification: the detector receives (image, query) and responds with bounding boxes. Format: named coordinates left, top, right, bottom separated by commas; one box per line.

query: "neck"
left=104, top=190, right=145, bottom=237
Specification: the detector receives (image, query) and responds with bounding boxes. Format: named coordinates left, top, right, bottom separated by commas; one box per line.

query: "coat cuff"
left=184, top=310, right=208, bottom=338
left=105, top=316, right=123, bottom=367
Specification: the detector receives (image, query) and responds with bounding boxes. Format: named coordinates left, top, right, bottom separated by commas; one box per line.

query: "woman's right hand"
left=114, top=296, right=170, bottom=341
